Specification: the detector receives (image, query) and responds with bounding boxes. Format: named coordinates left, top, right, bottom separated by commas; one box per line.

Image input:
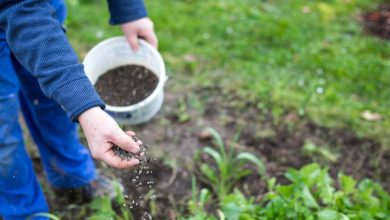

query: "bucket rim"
left=83, top=36, right=167, bottom=113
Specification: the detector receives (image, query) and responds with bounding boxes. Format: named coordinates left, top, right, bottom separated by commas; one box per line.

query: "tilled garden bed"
left=35, top=86, right=390, bottom=219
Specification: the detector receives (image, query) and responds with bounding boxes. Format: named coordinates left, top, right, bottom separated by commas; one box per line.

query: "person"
left=0, top=0, right=158, bottom=219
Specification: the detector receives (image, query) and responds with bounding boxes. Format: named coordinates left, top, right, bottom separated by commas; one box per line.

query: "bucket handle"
left=163, top=76, right=169, bottom=86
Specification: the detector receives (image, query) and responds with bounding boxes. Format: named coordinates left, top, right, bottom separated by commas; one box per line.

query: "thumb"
left=111, top=130, right=140, bottom=154
left=126, top=34, right=139, bottom=52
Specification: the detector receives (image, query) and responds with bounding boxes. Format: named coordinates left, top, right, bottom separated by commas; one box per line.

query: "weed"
left=175, top=97, right=192, bottom=123
left=302, top=140, right=339, bottom=162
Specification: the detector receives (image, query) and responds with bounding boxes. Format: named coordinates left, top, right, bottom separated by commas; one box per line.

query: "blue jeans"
left=0, top=4, right=96, bottom=220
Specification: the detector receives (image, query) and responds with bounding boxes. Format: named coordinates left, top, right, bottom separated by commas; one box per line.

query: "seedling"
left=188, top=176, right=212, bottom=215
left=87, top=184, right=135, bottom=220
left=302, top=140, right=339, bottom=162
left=196, top=127, right=266, bottom=200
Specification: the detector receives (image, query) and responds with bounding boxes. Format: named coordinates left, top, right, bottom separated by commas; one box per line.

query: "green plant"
left=186, top=163, right=390, bottom=220
left=184, top=176, right=233, bottom=220
left=220, top=189, right=261, bottom=220
left=302, top=140, right=339, bottom=162
left=88, top=183, right=134, bottom=220
left=196, top=127, right=266, bottom=200
left=184, top=176, right=217, bottom=220
left=175, top=97, right=191, bottom=123
left=261, top=163, right=390, bottom=219
left=114, top=183, right=134, bottom=220
left=88, top=196, right=117, bottom=220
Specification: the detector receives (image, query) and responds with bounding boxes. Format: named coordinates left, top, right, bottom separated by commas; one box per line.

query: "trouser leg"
left=0, top=39, right=48, bottom=220
left=11, top=53, right=96, bottom=188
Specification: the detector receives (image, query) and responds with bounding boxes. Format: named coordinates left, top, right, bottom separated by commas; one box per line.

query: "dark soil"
left=94, top=65, right=158, bottom=106
left=115, top=160, right=191, bottom=219
left=363, top=4, right=390, bottom=40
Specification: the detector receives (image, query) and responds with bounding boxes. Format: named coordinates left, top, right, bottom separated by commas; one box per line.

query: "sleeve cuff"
left=52, top=77, right=106, bottom=121
left=107, top=0, right=148, bottom=25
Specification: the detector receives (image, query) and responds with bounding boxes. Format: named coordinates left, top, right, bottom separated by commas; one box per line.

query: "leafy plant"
left=220, top=189, right=261, bottom=220
left=88, top=183, right=134, bottom=220
left=88, top=196, right=117, bottom=220
left=187, top=163, right=390, bottom=220
left=261, top=163, right=390, bottom=219
left=196, top=127, right=266, bottom=200
left=114, top=183, right=134, bottom=220
left=184, top=176, right=217, bottom=220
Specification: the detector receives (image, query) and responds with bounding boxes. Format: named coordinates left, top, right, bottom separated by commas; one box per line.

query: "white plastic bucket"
left=83, top=37, right=167, bottom=125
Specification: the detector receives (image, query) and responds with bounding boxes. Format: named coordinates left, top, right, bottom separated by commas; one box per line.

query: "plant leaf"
left=217, top=210, right=225, bottom=220
left=203, top=147, right=222, bottom=165
left=302, top=185, right=319, bottom=208
left=338, top=173, right=356, bottom=195
left=206, top=127, right=226, bottom=158
left=199, top=188, right=211, bottom=204
left=236, top=152, right=266, bottom=176
left=317, top=210, right=339, bottom=220
left=200, top=164, right=218, bottom=183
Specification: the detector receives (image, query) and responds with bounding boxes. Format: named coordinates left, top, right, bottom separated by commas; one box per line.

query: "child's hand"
left=78, top=106, right=141, bottom=169
left=121, top=17, right=158, bottom=51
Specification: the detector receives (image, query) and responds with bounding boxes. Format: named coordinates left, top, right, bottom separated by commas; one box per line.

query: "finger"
left=125, top=131, right=143, bottom=145
left=142, top=30, right=158, bottom=49
left=102, top=150, right=140, bottom=169
left=126, top=131, right=136, bottom=136
left=112, top=130, right=140, bottom=154
left=126, top=34, right=139, bottom=52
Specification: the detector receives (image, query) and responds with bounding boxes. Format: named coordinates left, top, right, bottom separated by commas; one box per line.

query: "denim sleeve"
left=107, top=0, right=147, bottom=25
left=0, top=0, right=105, bottom=121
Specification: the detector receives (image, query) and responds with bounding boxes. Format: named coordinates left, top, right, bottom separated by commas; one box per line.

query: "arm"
left=0, top=0, right=140, bottom=168
left=107, top=0, right=158, bottom=50
left=0, top=0, right=102, bottom=120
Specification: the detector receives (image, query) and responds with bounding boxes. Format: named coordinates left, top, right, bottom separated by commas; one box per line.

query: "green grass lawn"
left=67, top=0, right=390, bottom=146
